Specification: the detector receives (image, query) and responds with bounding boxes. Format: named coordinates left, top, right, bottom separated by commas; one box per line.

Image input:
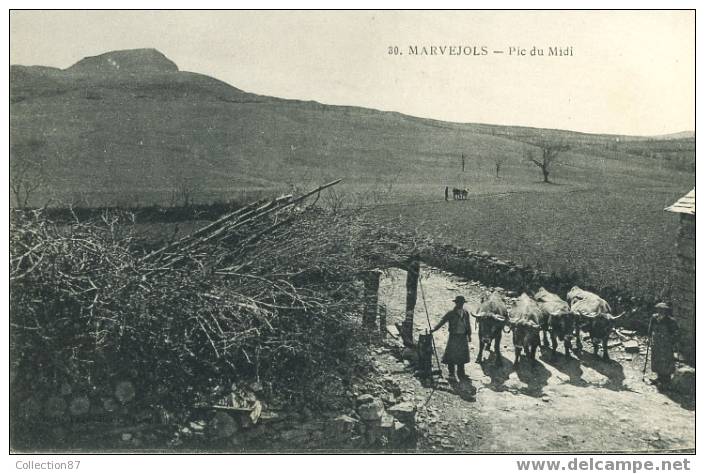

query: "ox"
left=509, top=293, right=543, bottom=365
left=567, top=286, right=624, bottom=360
left=534, top=287, right=575, bottom=359
left=472, top=292, right=509, bottom=365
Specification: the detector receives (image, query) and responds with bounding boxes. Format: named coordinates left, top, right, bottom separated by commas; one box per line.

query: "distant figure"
left=431, top=295, right=472, bottom=381
left=460, top=188, right=468, bottom=200
left=444, top=186, right=449, bottom=201
left=452, top=188, right=461, bottom=200
left=650, top=302, right=678, bottom=387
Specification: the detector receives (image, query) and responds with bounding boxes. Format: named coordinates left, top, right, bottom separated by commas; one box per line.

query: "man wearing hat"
left=649, top=302, right=678, bottom=387
left=431, top=295, right=472, bottom=381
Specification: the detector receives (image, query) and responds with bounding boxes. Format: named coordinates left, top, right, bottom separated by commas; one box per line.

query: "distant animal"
left=534, top=287, right=575, bottom=359
left=509, top=293, right=543, bottom=365
left=567, top=286, right=624, bottom=359
left=472, top=292, right=509, bottom=365
left=451, top=188, right=469, bottom=200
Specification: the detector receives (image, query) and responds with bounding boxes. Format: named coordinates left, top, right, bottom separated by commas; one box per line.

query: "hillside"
left=10, top=48, right=695, bottom=207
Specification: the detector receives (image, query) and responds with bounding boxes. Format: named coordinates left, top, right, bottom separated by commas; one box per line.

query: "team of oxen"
left=472, top=286, right=625, bottom=366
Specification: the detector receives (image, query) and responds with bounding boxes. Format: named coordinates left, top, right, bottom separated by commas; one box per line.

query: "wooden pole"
left=401, top=255, right=420, bottom=346
left=361, top=270, right=382, bottom=328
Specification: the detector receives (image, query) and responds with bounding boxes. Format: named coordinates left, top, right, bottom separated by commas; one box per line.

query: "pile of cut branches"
left=10, top=180, right=415, bottom=445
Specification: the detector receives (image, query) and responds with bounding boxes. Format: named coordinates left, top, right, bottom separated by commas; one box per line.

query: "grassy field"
left=361, top=160, right=692, bottom=300
left=11, top=49, right=695, bottom=302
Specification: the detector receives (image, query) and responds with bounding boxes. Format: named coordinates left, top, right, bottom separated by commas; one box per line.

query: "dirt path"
left=377, top=266, right=695, bottom=453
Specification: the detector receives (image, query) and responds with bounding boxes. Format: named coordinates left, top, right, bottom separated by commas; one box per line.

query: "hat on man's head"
left=655, top=302, right=670, bottom=311
left=453, top=295, right=467, bottom=304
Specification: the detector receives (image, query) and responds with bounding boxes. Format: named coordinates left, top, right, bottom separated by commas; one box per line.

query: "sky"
left=9, top=10, right=695, bottom=136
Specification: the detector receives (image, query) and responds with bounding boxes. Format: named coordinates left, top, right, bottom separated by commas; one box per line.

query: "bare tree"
left=10, top=138, right=49, bottom=208
left=524, top=142, right=570, bottom=183
left=10, top=159, right=46, bottom=208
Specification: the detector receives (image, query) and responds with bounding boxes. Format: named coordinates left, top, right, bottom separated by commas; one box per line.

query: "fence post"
left=362, top=269, right=382, bottom=329
left=401, top=255, right=420, bottom=347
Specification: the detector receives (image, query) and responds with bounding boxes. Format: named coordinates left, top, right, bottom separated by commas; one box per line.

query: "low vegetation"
left=9, top=191, right=419, bottom=449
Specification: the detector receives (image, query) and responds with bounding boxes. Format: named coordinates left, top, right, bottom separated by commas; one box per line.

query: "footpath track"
left=376, top=266, right=695, bottom=453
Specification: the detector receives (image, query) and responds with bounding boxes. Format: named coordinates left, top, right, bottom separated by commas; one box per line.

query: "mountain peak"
left=66, top=48, right=178, bottom=74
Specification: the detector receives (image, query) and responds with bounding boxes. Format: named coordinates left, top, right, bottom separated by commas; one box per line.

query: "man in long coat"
left=650, top=302, right=678, bottom=387
left=432, top=295, right=472, bottom=381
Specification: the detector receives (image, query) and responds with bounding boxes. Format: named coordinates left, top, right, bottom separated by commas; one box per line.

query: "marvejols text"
left=388, top=45, right=574, bottom=57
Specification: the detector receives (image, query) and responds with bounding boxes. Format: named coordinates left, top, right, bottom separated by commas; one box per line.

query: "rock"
left=623, top=340, right=640, bottom=353
left=259, top=411, right=287, bottom=424
left=671, top=366, right=695, bottom=395
left=388, top=402, right=417, bottom=428
left=356, top=393, right=375, bottom=405
left=382, top=393, right=396, bottom=406
left=208, top=412, right=239, bottom=439
left=189, top=420, right=206, bottom=432
left=60, top=383, right=72, bottom=396
left=541, top=396, right=550, bottom=403
left=121, top=433, right=132, bottom=442
left=357, top=398, right=385, bottom=421
left=115, top=381, right=136, bottom=403
left=386, top=325, right=400, bottom=337
left=380, top=412, right=395, bottom=430
left=330, top=414, right=358, bottom=439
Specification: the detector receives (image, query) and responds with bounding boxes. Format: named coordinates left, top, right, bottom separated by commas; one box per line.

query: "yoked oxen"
left=472, top=291, right=509, bottom=365
left=509, top=293, right=543, bottom=365
left=567, top=286, right=624, bottom=360
left=534, top=287, right=575, bottom=359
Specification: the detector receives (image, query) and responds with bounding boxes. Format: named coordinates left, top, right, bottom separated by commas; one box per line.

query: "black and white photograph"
left=6, top=7, right=696, bottom=458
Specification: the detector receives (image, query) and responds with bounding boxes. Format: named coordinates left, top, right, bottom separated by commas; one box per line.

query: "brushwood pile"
left=9, top=185, right=417, bottom=449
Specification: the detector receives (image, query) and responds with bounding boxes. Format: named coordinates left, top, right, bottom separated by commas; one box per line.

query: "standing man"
left=650, top=302, right=678, bottom=388
left=431, top=295, right=472, bottom=381
left=444, top=186, right=449, bottom=202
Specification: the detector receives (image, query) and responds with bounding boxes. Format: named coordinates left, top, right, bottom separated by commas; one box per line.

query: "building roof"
left=665, top=188, right=695, bottom=215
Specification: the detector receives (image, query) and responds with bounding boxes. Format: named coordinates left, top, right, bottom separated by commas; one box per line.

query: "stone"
left=623, top=340, right=640, bottom=353
left=380, top=413, right=395, bottom=430
left=208, top=412, right=239, bottom=439
left=331, top=414, right=358, bottom=435
left=121, top=433, right=132, bottom=442
left=387, top=402, right=417, bottom=433
left=356, top=393, right=375, bottom=405
left=189, top=420, right=206, bottom=432
left=671, top=366, right=695, bottom=395
left=357, top=398, right=385, bottom=421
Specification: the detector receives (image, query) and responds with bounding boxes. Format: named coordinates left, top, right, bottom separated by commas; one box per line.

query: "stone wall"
left=673, top=214, right=695, bottom=365
left=418, top=242, right=658, bottom=332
